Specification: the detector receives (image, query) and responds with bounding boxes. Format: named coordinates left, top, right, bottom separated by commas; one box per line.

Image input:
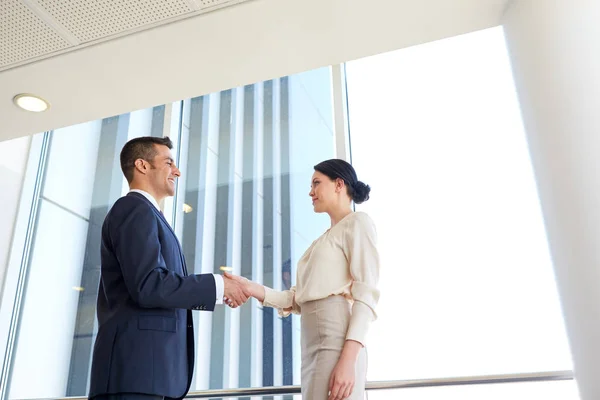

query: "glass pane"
left=345, top=26, right=574, bottom=381
left=178, top=68, right=335, bottom=391
left=3, top=66, right=334, bottom=399
left=367, top=380, right=580, bottom=400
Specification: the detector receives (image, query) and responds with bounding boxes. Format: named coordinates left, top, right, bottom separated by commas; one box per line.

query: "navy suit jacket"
left=89, top=192, right=216, bottom=399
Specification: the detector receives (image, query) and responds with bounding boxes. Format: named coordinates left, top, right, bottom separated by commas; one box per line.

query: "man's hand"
left=223, top=271, right=266, bottom=302
left=223, top=273, right=249, bottom=308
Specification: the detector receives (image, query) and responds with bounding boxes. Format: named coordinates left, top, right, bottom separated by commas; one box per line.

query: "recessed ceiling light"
left=13, top=93, right=50, bottom=112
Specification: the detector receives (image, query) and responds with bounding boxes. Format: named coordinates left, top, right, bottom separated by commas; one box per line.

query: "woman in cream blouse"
left=226, top=159, right=380, bottom=400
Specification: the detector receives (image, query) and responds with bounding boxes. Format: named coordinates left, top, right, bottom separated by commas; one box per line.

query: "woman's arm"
left=329, top=213, right=381, bottom=400
left=246, top=280, right=266, bottom=302
left=328, top=340, right=363, bottom=400
left=223, top=272, right=301, bottom=315
left=345, top=213, right=381, bottom=345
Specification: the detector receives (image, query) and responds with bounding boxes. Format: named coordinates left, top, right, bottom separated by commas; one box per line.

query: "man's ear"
left=134, top=159, right=147, bottom=175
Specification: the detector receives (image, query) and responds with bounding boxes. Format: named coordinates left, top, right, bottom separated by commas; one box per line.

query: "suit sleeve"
left=110, top=201, right=217, bottom=310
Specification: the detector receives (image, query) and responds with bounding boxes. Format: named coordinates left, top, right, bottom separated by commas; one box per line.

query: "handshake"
left=221, top=270, right=264, bottom=308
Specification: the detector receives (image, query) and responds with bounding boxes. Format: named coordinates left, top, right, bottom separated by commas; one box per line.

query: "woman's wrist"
left=248, top=282, right=265, bottom=302
left=340, top=339, right=363, bottom=362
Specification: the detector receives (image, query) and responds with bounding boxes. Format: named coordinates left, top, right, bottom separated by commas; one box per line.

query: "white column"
left=271, top=78, right=284, bottom=392
left=331, top=64, right=350, bottom=162
left=162, top=101, right=184, bottom=225
left=251, top=82, right=265, bottom=392
left=194, top=93, right=221, bottom=390
left=223, top=87, right=245, bottom=388
left=502, top=2, right=600, bottom=399
left=172, top=100, right=190, bottom=238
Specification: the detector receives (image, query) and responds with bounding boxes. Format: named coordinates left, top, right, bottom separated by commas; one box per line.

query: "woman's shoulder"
left=348, top=211, right=375, bottom=225
left=344, top=212, right=377, bottom=234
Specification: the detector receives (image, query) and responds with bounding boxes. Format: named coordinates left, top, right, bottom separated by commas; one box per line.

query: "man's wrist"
left=213, top=274, right=224, bottom=304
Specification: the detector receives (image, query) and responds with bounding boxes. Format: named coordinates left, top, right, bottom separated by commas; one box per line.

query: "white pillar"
left=502, top=1, right=600, bottom=399
left=223, top=86, right=245, bottom=389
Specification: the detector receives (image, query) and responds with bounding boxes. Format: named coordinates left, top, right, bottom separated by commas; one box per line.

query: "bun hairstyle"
left=313, top=159, right=371, bottom=204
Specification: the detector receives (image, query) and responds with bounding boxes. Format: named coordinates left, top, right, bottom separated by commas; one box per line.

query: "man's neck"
left=129, top=184, right=164, bottom=204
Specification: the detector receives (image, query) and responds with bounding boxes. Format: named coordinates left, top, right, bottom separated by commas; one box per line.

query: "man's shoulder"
left=107, top=194, right=153, bottom=221
left=113, top=193, right=146, bottom=210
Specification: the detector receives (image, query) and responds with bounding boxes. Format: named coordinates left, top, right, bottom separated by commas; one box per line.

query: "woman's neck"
left=329, top=207, right=353, bottom=228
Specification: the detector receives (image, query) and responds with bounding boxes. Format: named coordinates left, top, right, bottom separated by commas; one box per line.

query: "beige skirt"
left=301, top=295, right=367, bottom=400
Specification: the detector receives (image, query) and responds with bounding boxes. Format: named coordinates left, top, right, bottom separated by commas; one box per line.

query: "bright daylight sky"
left=344, top=26, right=579, bottom=400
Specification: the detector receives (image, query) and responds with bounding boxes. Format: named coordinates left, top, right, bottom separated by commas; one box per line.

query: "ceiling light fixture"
left=13, top=93, right=50, bottom=112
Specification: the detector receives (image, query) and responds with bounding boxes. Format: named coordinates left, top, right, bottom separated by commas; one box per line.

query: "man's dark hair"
left=120, top=136, right=173, bottom=183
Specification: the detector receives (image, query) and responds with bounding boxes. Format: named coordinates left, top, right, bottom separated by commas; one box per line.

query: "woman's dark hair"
left=314, top=159, right=371, bottom=204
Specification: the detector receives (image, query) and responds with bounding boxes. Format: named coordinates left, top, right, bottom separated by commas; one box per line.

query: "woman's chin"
left=312, top=204, right=324, bottom=213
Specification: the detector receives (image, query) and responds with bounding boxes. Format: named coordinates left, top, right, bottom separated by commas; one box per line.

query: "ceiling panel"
left=0, top=0, right=71, bottom=67
left=34, top=0, right=195, bottom=43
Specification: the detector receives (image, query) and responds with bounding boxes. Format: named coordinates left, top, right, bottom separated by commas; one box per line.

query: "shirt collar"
left=129, top=189, right=160, bottom=211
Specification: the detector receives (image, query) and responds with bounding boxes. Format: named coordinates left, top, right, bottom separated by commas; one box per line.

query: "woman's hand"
left=328, top=340, right=362, bottom=400
left=328, top=356, right=355, bottom=400
left=223, top=271, right=265, bottom=302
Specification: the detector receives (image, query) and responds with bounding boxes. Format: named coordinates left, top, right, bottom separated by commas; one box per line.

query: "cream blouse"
left=262, top=211, right=380, bottom=345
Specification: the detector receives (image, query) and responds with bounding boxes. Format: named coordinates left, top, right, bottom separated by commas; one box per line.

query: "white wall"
left=0, top=136, right=32, bottom=297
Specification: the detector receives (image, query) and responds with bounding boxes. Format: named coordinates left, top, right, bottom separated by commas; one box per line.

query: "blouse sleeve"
left=344, top=213, right=381, bottom=346
left=262, top=286, right=302, bottom=317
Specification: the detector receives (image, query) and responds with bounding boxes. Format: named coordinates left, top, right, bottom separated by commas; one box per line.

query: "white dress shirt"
left=129, top=189, right=224, bottom=305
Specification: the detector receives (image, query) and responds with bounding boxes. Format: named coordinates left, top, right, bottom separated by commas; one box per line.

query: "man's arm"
left=110, top=200, right=217, bottom=310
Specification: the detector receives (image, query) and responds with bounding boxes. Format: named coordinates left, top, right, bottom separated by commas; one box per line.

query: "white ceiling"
left=0, top=0, right=510, bottom=142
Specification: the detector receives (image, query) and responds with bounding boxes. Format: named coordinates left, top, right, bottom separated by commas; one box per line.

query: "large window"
left=0, top=25, right=582, bottom=400
left=345, top=26, right=578, bottom=398
left=0, top=67, right=335, bottom=399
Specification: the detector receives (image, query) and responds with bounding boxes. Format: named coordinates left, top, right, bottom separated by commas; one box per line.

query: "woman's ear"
left=335, top=178, right=345, bottom=193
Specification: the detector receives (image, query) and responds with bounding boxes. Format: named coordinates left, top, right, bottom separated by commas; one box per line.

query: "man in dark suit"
left=89, top=136, right=248, bottom=400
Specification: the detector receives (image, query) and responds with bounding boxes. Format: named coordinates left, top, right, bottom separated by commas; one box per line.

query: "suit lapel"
left=127, top=192, right=189, bottom=276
